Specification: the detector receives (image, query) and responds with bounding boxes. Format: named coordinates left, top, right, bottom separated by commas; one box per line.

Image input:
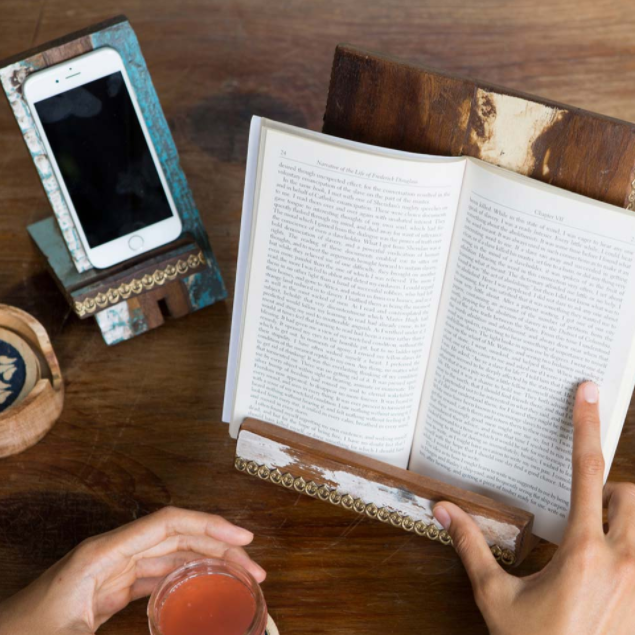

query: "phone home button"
left=128, top=235, right=144, bottom=251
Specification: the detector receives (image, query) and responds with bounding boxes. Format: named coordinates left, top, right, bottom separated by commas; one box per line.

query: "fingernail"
left=236, top=525, right=253, bottom=538
left=233, top=528, right=253, bottom=543
left=584, top=382, right=599, bottom=404
left=433, top=505, right=451, bottom=530
left=250, top=563, right=266, bottom=581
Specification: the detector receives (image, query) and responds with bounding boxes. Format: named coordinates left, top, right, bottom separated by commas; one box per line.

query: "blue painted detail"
left=0, top=340, right=27, bottom=412
left=128, top=305, right=150, bottom=338
left=184, top=271, right=227, bottom=311
left=95, top=301, right=149, bottom=346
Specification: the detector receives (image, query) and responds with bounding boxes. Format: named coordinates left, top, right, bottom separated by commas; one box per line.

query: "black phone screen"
left=34, top=71, right=173, bottom=249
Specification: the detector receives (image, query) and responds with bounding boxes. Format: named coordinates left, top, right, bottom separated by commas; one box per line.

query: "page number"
left=280, top=150, right=287, bottom=157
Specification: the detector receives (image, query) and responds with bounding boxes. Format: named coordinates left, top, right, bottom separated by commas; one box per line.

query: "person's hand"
left=0, top=507, right=266, bottom=635
left=433, top=382, right=635, bottom=635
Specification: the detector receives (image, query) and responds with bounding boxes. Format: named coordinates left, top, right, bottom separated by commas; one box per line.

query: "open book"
left=224, top=117, right=635, bottom=544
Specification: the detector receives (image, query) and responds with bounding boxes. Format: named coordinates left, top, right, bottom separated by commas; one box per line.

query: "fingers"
left=130, top=547, right=268, bottom=601
left=569, top=382, right=605, bottom=534
left=135, top=551, right=204, bottom=578
left=130, top=576, right=164, bottom=602
left=95, top=545, right=267, bottom=623
left=137, top=543, right=267, bottom=583
left=84, top=509, right=265, bottom=629
left=603, top=482, right=635, bottom=542
left=100, top=507, right=254, bottom=558
left=138, top=534, right=241, bottom=560
left=433, top=502, right=504, bottom=598
left=224, top=546, right=267, bottom=583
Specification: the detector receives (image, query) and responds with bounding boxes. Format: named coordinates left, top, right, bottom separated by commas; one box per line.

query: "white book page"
left=228, top=120, right=466, bottom=468
left=223, top=118, right=460, bottom=422
left=409, top=159, right=635, bottom=543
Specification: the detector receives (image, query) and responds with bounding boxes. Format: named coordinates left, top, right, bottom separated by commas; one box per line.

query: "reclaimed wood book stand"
left=0, top=16, right=226, bottom=345
left=235, top=46, right=635, bottom=567
left=236, top=420, right=533, bottom=566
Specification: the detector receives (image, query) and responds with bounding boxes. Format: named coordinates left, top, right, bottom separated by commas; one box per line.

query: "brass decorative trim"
left=235, top=456, right=516, bottom=566
left=73, top=252, right=206, bottom=317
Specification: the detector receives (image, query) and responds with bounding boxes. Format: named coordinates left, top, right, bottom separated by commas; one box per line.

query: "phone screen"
left=33, top=71, right=173, bottom=248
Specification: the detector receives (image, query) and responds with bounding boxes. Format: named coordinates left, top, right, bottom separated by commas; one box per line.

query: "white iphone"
left=24, top=47, right=182, bottom=269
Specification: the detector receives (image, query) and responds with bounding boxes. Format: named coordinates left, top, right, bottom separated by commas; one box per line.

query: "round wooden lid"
left=0, top=327, right=40, bottom=413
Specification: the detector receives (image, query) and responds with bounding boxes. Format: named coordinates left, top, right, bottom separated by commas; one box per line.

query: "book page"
left=223, top=117, right=461, bottom=423
left=409, top=160, right=635, bottom=543
left=228, top=120, right=466, bottom=468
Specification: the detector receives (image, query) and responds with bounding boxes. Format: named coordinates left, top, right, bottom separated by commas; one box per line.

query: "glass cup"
left=148, top=558, right=268, bottom=635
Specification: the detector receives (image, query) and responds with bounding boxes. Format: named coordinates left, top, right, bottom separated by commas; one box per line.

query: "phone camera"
left=55, top=79, right=59, bottom=83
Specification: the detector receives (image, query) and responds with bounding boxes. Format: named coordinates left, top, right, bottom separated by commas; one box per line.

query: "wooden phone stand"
left=0, top=16, right=226, bottom=344
left=236, top=45, right=635, bottom=566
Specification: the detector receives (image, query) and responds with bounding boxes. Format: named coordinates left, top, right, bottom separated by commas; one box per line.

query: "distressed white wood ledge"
left=237, top=430, right=520, bottom=552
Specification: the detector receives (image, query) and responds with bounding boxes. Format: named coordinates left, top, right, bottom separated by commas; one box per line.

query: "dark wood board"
left=2, top=1, right=635, bottom=634
left=324, top=45, right=635, bottom=210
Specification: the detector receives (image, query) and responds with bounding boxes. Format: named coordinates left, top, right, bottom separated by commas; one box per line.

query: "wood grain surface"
left=1, top=1, right=635, bottom=633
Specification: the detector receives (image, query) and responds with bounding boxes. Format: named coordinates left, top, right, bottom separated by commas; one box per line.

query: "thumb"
left=434, top=502, right=504, bottom=593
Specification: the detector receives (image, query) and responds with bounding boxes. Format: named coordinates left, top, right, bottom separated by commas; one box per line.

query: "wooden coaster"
left=0, top=327, right=40, bottom=413
left=266, top=615, right=279, bottom=635
left=0, top=305, right=63, bottom=458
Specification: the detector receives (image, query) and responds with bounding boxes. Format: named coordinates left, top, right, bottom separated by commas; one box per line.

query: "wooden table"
left=1, top=1, right=635, bottom=633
